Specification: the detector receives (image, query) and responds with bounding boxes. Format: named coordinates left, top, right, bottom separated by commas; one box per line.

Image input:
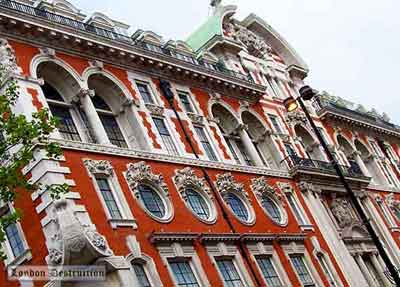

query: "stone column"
left=371, top=253, right=392, bottom=287
left=236, top=124, right=264, bottom=166
left=75, top=89, right=111, bottom=145
left=354, top=253, right=376, bottom=286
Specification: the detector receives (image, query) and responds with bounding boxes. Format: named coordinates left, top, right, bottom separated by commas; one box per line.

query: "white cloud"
left=72, top=0, right=400, bottom=123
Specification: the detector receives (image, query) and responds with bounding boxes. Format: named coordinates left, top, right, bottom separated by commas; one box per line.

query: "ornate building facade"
left=0, top=1, right=400, bottom=286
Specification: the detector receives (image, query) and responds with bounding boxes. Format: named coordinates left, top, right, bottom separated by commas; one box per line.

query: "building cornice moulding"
left=53, top=139, right=291, bottom=178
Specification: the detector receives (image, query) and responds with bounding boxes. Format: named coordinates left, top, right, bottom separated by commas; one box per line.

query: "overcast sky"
left=71, top=0, right=400, bottom=123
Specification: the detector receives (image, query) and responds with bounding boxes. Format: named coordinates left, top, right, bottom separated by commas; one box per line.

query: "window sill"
left=390, top=226, right=400, bottom=233
left=5, top=249, right=32, bottom=267
left=109, top=218, right=137, bottom=229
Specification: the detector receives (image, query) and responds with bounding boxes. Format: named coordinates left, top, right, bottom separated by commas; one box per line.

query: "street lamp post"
left=284, top=85, right=400, bottom=286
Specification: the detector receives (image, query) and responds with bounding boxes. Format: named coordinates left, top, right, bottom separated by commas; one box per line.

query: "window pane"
left=99, top=114, right=128, bottom=148
left=49, top=105, right=81, bottom=141
left=317, top=255, right=337, bottom=287
left=194, top=127, right=218, bottom=161
left=42, top=82, right=64, bottom=101
left=186, top=189, right=210, bottom=220
left=178, top=92, right=194, bottom=113
left=268, top=114, right=282, bottom=134
left=262, top=197, right=282, bottom=224
left=169, top=261, right=200, bottom=287
left=284, top=144, right=298, bottom=159
left=226, top=138, right=240, bottom=164
left=92, top=95, right=112, bottom=111
left=226, top=193, right=249, bottom=222
left=216, top=259, right=244, bottom=287
left=5, top=223, right=25, bottom=258
left=287, top=194, right=306, bottom=225
left=137, top=82, right=154, bottom=104
left=96, top=178, right=122, bottom=219
left=235, top=140, right=253, bottom=166
left=153, top=118, right=178, bottom=155
left=138, top=184, right=166, bottom=218
left=290, top=255, right=315, bottom=286
left=256, top=257, right=282, bottom=287
left=132, top=263, right=151, bottom=287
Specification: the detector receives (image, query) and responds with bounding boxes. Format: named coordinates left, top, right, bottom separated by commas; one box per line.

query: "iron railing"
left=0, top=0, right=255, bottom=84
left=288, top=156, right=365, bottom=178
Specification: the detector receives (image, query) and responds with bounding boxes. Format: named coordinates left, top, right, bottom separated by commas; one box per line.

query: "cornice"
left=149, top=232, right=200, bottom=244
left=54, top=139, right=291, bottom=178
left=0, top=2, right=266, bottom=102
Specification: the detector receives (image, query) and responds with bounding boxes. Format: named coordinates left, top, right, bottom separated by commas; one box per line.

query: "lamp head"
left=283, top=96, right=299, bottom=112
left=299, top=85, right=316, bottom=101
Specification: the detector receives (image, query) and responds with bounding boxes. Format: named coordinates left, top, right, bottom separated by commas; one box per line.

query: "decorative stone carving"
left=331, top=198, right=356, bottom=228
left=277, top=182, right=294, bottom=194
left=223, top=19, right=272, bottom=59
left=0, top=38, right=20, bottom=76
left=125, top=161, right=169, bottom=197
left=251, top=176, right=278, bottom=198
left=47, top=199, right=113, bottom=266
left=72, top=88, right=95, bottom=102
left=215, top=173, right=249, bottom=200
left=386, top=194, right=400, bottom=211
left=145, top=103, right=164, bottom=116
left=84, top=159, right=114, bottom=176
left=187, top=112, right=204, bottom=124
left=174, top=167, right=211, bottom=197
left=285, top=110, right=308, bottom=127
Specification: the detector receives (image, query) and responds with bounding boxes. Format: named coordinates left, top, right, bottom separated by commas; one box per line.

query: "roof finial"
left=210, top=0, right=222, bottom=8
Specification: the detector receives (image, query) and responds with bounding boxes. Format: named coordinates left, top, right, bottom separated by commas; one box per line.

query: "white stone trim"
left=1, top=204, right=32, bottom=267
left=246, top=241, right=292, bottom=286
left=205, top=242, right=253, bottom=286
left=125, top=161, right=174, bottom=223
left=215, top=173, right=256, bottom=226
left=282, top=242, right=324, bottom=287
left=126, top=235, right=163, bottom=287
left=278, top=182, right=313, bottom=230
left=157, top=242, right=210, bottom=287
left=173, top=167, right=217, bottom=224
left=251, top=177, right=288, bottom=226
left=84, top=159, right=137, bottom=229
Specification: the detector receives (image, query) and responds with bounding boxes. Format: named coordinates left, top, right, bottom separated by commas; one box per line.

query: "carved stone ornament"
left=298, top=181, right=317, bottom=195
left=277, top=182, right=295, bottom=194
left=285, top=110, right=308, bottom=127
left=125, top=161, right=169, bottom=197
left=251, top=177, right=281, bottom=201
left=223, top=19, right=272, bottom=59
left=187, top=112, right=204, bottom=124
left=47, top=199, right=113, bottom=266
left=145, top=103, right=164, bottom=116
left=330, top=198, right=356, bottom=228
left=215, top=173, right=249, bottom=200
left=386, top=194, right=400, bottom=211
left=0, top=38, right=20, bottom=76
left=84, top=159, right=114, bottom=177
left=174, top=167, right=211, bottom=197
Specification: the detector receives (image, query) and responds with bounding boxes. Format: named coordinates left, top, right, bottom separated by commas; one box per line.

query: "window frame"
left=215, top=258, right=246, bottom=287
left=0, top=204, right=31, bottom=266
left=168, top=259, right=201, bottom=287
left=268, top=113, right=284, bottom=134
left=256, top=256, right=285, bottom=287
left=135, top=80, right=157, bottom=105
left=177, top=90, right=197, bottom=114
left=137, top=183, right=167, bottom=220
left=289, top=254, right=317, bottom=287
left=194, top=125, right=219, bottom=161
left=85, top=159, right=137, bottom=229
left=152, top=116, right=180, bottom=156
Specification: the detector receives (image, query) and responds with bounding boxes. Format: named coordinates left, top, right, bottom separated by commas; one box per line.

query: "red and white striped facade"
left=1, top=1, right=400, bottom=287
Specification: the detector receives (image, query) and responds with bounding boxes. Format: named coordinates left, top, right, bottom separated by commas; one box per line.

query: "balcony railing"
left=287, top=156, right=366, bottom=178
left=0, top=0, right=255, bottom=84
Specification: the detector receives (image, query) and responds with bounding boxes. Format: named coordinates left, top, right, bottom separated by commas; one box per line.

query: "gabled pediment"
left=36, top=0, right=86, bottom=21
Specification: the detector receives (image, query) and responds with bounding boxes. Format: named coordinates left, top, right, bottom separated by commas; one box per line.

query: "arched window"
left=185, top=188, right=210, bottom=220
left=42, top=82, right=81, bottom=141
left=227, top=193, right=249, bottom=221
left=294, top=125, right=325, bottom=161
left=90, top=94, right=127, bottom=148
left=132, top=262, right=151, bottom=287
left=38, top=62, right=85, bottom=142
left=242, top=111, right=280, bottom=168
left=88, top=74, right=131, bottom=148
left=212, top=104, right=253, bottom=166
left=137, top=184, right=166, bottom=218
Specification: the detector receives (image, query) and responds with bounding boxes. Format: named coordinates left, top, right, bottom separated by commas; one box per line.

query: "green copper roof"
left=186, top=5, right=236, bottom=52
